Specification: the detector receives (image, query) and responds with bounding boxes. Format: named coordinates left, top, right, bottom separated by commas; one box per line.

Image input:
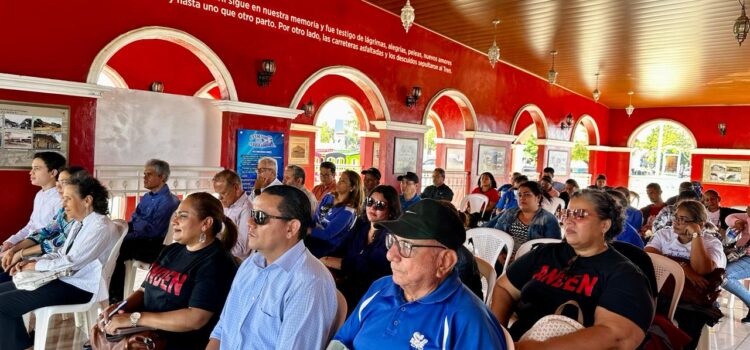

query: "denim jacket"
left=483, top=207, right=561, bottom=240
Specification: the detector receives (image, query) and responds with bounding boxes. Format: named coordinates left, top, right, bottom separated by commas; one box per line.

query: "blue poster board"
left=236, top=129, right=284, bottom=193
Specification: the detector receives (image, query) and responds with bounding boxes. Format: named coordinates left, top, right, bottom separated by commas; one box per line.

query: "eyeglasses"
left=673, top=216, right=696, bottom=224
left=385, top=233, right=446, bottom=258
left=366, top=197, right=387, bottom=211
left=256, top=167, right=274, bottom=174
left=563, top=209, right=590, bottom=220
left=251, top=209, right=293, bottom=225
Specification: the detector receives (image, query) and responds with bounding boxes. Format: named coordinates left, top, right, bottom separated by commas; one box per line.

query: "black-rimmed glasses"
left=673, top=215, right=696, bottom=224
left=251, top=209, right=293, bottom=225
left=366, top=197, right=388, bottom=211
left=385, top=233, right=446, bottom=258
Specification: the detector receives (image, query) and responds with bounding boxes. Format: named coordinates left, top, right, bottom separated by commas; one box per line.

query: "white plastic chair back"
left=460, top=193, right=489, bottom=214
left=333, top=289, right=348, bottom=334
left=647, top=252, right=685, bottom=325
left=124, top=214, right=174, bottom=299
left=515, top=238, right=562, bottom=259
left=474, top=256, right=497, bottom=306
left=502, top=325, right=515, bottom=350
left=465, top=228, right=514, bottom=273
left=542, top=197, right=565, bottom=215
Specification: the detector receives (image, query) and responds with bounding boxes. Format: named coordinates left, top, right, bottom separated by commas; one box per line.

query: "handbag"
left=90, top=323, right=166, bottom=350
left=12, top=268, right=72, bottom=291
left=520, top=300, right=585, bottom=342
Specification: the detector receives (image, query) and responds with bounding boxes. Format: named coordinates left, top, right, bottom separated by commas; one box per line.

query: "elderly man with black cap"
left=332, top=199, right=508, bottom=350
left=398, top=171, right=421, bottom=210
left=361, top=167, right=381, bottom=195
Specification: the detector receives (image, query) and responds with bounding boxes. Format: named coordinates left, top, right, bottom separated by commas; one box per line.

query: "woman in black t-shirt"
left=98, top=192, right=238, bottom=350
left=491, top=190, right=654, bottom=349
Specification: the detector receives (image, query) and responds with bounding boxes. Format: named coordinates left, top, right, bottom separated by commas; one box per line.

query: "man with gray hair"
left=213, top=169, right=252, bottom=259
left=109, top=159, right=180, bottom=303
left=252, top=157, right=283, bottom=198
left=283, top=164, right=318, bottom=217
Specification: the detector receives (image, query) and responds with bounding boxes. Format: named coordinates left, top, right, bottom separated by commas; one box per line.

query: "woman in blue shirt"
left=321, top=185, right=399, bottom=310
left=307, top=170, right=363, bottom=258
left=607, top=190, right=645, bottom=248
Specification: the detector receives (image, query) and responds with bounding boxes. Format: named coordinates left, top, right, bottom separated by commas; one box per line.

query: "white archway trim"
left=290, top=66, right=390, bottom=122
left=537, top=139, right=574, bottom=148
left=0, top=72, right=110, bottom=99
left=211, top=100, right=301, bottom=119
left=510, top=104, right=549, bottom=137
left=626, top=119, right=697, bottom=148
left=422, top=88, right=479, bottom=131
left=588, top=145, right=633, bottom=153
left=86, top=26, right=238, bottom=101
left=514, top=125, right=537, bottom=144
left=427, top=110, right=446, bottom=138
left=435, top=138, right=466, bottom=146
left=100, top=65, right=129, bottom=89
left=691, top=148, right=750, bottom=155
left=357, top=131, right=380, bottom=138
left=570, top=114, right=601, bottom=145
left=313, top=95, right=370, bottom=131
left=371, top=120, right=431, bottom=133
left=291, top=123, right=320, bottom=133
left=459, top=131, right=516, bottom=142
left=194, top=81, right=219, bottom=99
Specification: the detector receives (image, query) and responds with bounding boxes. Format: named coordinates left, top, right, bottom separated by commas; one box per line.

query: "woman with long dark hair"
left=307, top=170, right=363, bottom=257
left=471, top=172, right=500, bottom=221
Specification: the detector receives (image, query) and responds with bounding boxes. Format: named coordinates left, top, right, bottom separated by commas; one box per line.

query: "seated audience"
left=542, top=167, right=566, bottom=192
left=652, top=190, right=700, bottom=233
left=559, top=178, right=580, bottom=207
left=421, top=167, right=454, bottom=201
left=397, top=171, right=421, bottom=210
left=437, top=201, right=484, bottom=300
left=1, top=166, right=87, bottom=280
left=0, top=175, right=119, bottom=350
left=645, top=200, right=726, bottom=350
left=491, top=190, right=654, bottom=349
left=539, top=178, right=565, bottom=215
left=312, top=161, right=337, bottom=201
left=471, top=172, right=500, bottom=221
left=251, top=157, right=283, bottom=198
left=208, top=186, right=337, bottom=350
left=283, top=164, right=318, bottom=218
left=702, top=189, right=742, bottom=232
left=495, top=175, right=529, bottom=215
left=212, top=169, right=252, bottom=260
left=321, top=185, right=399, bottom=309
left=498, top=172, right=522, bottom=195
left=306, top=170, right=362, bottom=257
left=1, top=151, right=66, bottom=256
left=607, top=190, right=645, bottom=249
left=615, top=186, right=644, bottom=233
left=333, top=199, right=507, bottom=349
left=588, top=173, right=609, bottom=190
left=98, top=192, right=238, bottom=350
left=360, top=167, right=381, bottom=195
left=539, top=175, right=560, bottom=198
left=640, top=182, right=667, bottom=235
left=110, top=159, right=180, bottom=303
left=723, top=206, right=750, bottom=323
left=665, top=181, right=694, bottom=206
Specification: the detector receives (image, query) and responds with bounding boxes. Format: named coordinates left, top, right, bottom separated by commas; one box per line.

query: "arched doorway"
left=513, top=125, right=539, bottom=177
left=569, top=115, right=600, bottom=187
left=313, top=97, right=367, bottom=183
left=628, top=120, right=697, bottom=202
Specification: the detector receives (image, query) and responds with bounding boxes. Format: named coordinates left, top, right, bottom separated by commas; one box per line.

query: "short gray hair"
left=259, top=157, right=278, bottom=175
left=145, top=159, right=171, bottom=181
left=286, top=164, right=306, bottom=182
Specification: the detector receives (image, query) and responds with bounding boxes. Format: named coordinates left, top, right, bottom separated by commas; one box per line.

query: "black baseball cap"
left=397, top=171, right=419, bottom=183
left=375, top=199, right=465, bottom=250
left=361, top=167, right=382, bottom=180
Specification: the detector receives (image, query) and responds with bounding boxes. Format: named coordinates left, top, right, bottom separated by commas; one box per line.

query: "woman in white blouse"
left=0, top=175, right=118, bottom=350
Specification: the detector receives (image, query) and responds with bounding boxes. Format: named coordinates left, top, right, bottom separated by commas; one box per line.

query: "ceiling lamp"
left=488, top=19, right=501, bottom=68
left=401, top=0, right=415, bottom=33
left=625, top=91, right=635, bottom=116
left=734, top=0, right=750, bottom=46
left=547, top=51, right=558, bottom=84
left=592, top=73, right=601, bottom=102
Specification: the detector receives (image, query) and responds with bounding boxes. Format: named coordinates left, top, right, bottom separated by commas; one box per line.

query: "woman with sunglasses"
left=321, top=185, right=400, bottom=309
left=645, top=200, right=725, bottom=350
left=95, top=192, right=238, bottom=350
left=491, top=190, right=654, bottom=349
left=307, top=170, right=363, bottom=258
left=470, top=172, right=500, bottom=221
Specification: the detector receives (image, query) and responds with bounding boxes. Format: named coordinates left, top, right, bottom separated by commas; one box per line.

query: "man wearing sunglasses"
left=332, top=199, right=507, bottom=349
left=208, top=185, right=337, bottom=350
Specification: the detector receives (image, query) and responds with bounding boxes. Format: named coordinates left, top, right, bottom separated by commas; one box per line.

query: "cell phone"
left=107, top=300, right=128, bottom=318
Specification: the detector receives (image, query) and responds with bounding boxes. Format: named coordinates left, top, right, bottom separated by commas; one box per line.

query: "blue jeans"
left=724, top=255, right=750, bottom=308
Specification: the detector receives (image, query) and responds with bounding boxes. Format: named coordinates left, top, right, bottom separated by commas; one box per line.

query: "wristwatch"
left=691, top=232, right=698, bottom=239
left=130, top=312, right=141, bottom=327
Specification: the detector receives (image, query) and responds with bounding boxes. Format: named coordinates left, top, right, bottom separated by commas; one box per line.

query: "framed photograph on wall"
left=393, top=137, right=418, bottom=174
left=547, top=149, right=570, bottom=175
left=445, top=148, right=465, bottom=171
left=288, top=136, right=310, bottom=165
left=477, top=144, right=506, bottom=176
left=0, top=101, right=69, bottom=169
left=702, top=158, right=750, bottom=185
left=372, top=142, right=380, bottom=168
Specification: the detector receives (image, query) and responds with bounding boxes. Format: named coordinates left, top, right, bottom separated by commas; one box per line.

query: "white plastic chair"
left=541, top=197, right=565, bottom=215
left=32, top=219, right=128, bottom=350
left=332, top=289, right=348, bottom=334
left=123, top=217, right=174, bottom=300
left=460, top=193, right=489, bottom=214
left=502, top=325, right=515, bottom=350
left=475, top=256, right=497, bottom=306
left=647, top=252, right=685, bottom=325
left=515, top=238, right=562, bottom=259
left=465, top=228, right=514, bottom=274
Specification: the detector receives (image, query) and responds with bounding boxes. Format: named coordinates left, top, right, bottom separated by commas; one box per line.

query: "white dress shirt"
left=224, top=192, right=252, bottom=259
left=34, top=212, right=119, bottom=299
left=6, top=186, right=61, bottom=245
left=250, top=177, right=283, bottom=201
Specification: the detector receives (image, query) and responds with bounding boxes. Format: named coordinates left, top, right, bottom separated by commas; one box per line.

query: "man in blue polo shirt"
left=332, top=199, right=507, bottom=350
left=397, top=172, right=421, bottom=210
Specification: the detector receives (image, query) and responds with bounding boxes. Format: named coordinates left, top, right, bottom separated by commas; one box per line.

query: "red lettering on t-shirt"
left=562, top=276, right=580, bottom=292
left=532, top=265, right=550, bottom=280
left=576, top=275, right=599, bottom=296
left=144, top=263, right=188, bottom=296
left=171, top=274, right=188, bottom=296
left=531, top=265, right=599, bottom=296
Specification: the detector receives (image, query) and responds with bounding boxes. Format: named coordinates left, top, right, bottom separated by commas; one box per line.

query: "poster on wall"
left=445, top=148, right=465, bottom=171
left=477, top=144, right=505, bottom=177
left=288, top=136, right=309, bottom=165
left=0, top=101, right=68, bottom=168
left=702, top=158, right=750, bottom=186
left=393, top=137, right=418, bottom=174
left=236, top=129, right=285, bottom=192
left=372, top=142, right=380, bottom=168
left=547, top=150, right=570, bottom=175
